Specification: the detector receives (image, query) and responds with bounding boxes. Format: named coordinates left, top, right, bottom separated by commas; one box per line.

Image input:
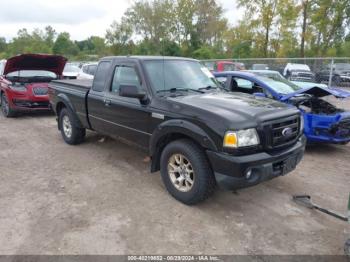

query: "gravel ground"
left=0, top=107, right=349, bottom=255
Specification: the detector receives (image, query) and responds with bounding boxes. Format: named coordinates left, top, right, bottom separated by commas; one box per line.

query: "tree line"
left=0, top=0, right=349, bottom=61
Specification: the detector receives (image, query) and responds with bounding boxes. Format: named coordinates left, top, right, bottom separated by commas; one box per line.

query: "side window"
left=92, top=61, right=111, bottom=92
left=234, top=77, right=254, bottom=89
left=88, top=65, right=97, bottom=76
left=110, top=65, right=141, bottom=94
left=82, top=65, right=89, bottom=74
left=216, top=76, right=227, bottom=87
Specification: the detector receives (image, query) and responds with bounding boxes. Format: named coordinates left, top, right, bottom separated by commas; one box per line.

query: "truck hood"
left=168, top=92, right=298, bottom=130
left=4, top=54, right=67, bottom=76
left=280, top=86, right=350, bottom=101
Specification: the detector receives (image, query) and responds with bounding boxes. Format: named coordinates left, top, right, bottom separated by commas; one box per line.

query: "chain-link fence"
left=201, top=57, right=350, bottom=88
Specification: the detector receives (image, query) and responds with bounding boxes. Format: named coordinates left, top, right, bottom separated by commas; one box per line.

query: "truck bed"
left=49, top=79, right=91, bottom=129
left=51, top=79, right=92, bottom=91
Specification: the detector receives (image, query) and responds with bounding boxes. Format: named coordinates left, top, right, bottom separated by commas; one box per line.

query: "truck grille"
left=33, top=87, right=48, bottom=96
left=263, top=115, right=300, bottom=149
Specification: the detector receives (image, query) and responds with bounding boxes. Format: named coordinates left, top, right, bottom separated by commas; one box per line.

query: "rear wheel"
left=59, top=108, right=86, bottom=145
left=1, top=93, right=16, bottom=117
left=160, top=139, right=216, bottom=205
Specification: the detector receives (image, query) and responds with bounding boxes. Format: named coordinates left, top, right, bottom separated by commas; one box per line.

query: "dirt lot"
left=0, top=108, right=349, bottom=255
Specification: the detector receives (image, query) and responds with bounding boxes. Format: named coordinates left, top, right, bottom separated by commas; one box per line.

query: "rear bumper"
left=206, top=136, right=306, bottom=190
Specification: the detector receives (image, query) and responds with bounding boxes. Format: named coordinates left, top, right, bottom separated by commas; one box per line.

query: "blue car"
left=214, top=71, right=350, bottom=144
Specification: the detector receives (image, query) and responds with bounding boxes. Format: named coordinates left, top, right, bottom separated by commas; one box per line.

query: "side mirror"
left=254, top=92, right=266, bottom=98
left=119, top=85, right=146, bottom=100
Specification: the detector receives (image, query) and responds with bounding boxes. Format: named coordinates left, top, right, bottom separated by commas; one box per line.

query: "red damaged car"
left=0, top=54, right=67, bottom=117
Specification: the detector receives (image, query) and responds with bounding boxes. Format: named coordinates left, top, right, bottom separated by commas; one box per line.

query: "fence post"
left=328, top=58, right=334, bottom=88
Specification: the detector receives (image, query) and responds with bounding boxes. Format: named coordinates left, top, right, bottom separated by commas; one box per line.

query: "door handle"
left=104, top=99, right=111, bottom=106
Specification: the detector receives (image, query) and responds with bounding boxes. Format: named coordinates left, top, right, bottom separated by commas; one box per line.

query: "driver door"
left=102, top=62, right=152, bottom=149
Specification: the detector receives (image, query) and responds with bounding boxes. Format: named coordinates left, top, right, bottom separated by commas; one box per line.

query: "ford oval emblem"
left=282, top=127, right=293, bottom=137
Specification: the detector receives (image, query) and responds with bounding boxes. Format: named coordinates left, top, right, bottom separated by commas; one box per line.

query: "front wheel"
left=59, top=108, right=86, bottom=145
left=1, top=93, right=16, bottom=117
left=160, top=139, right=216, bottom=205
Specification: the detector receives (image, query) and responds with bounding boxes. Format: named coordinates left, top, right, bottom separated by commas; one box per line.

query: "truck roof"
left=100, top=56, right=198, bottom=62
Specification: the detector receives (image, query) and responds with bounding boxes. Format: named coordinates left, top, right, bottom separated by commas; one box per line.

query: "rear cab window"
left=92, top=61, right=111, bottom=92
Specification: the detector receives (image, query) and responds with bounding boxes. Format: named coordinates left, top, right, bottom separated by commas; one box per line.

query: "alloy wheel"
left=167, top=154, right=195, bottom=192
left=62, top=115, right=73, bottom=138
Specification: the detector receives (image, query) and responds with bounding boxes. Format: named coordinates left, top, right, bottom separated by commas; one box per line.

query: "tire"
left=1, top=92, right=16, bottom=118
left=59, top=107, right=86, bottom=145
left=160, top=139, right=216, bottom=205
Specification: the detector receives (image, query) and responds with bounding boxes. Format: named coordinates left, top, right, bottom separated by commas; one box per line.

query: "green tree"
left=309, top=0, right=350, bottom=56
left=238, top=0, right=279, bottom=57
left=125, top=0, right=175, bottom=45
left=106, top=19, right=134, bottom=55
left=52, top=32, right=79, bottom=57
left=0, top=37, right=7, bottom=53
left=274, top=0, right=299, bottom=57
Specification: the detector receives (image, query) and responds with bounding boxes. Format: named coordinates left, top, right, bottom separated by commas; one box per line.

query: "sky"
left=0, top=0, right=243, bottom=41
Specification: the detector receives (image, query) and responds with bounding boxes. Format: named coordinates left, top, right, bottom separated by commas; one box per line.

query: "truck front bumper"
left=206, top=136, right=306, bottom=190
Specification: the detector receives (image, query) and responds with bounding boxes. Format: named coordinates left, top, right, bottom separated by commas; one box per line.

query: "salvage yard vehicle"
left=283, top=63, right=315, bottom=82
left=203, top=60, right=245, bottom=72
left=62, top=63, right=80, bottom=79
left=316, top=63, right=350, bottom=86
left=49, top=56, right=305, bottom=205
left=77, top=62, right=98, bottom=80
left=251, top=64, right=269, bottom=70
left=249, top=70, right=328, bottom=89
left=214, top=71, right=350, bottom=144
left=0, top=54, right=67, bottom=117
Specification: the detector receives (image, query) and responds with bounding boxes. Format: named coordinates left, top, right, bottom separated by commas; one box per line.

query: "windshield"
left=255, top=75, right=302, bottom=94
left=64, top=64, right=80, bottom=73
left=6, top=70, right=57, bottom=79
left=144, top=60, right=219, bottom=94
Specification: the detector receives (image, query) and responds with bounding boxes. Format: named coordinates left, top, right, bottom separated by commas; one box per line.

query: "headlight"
left=223, top=128, right=260, bottom=148
left=9, top=84, right=27, bottom=92
left=300, top=116, right=304, bottom=133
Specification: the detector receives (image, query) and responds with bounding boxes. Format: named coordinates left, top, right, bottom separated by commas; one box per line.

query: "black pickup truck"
left=49, top=56, right=306, bottom=205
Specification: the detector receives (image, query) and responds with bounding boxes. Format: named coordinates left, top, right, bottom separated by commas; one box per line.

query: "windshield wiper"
left=156, top=88, right=204, bottom=94
left=199, top=85, right=218, bottom=90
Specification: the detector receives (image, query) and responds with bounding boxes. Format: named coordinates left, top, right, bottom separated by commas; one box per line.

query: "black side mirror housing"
left=119, top=85, right=146, bottom=100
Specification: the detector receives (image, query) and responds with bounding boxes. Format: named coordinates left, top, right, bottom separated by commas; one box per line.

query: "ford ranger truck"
left=49, top=56, right=306, bottom=205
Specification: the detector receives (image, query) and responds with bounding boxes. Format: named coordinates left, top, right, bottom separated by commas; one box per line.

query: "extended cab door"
left=87, top=60, right=114, bottom=132
left=99, top=60, right=152, bottom=149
